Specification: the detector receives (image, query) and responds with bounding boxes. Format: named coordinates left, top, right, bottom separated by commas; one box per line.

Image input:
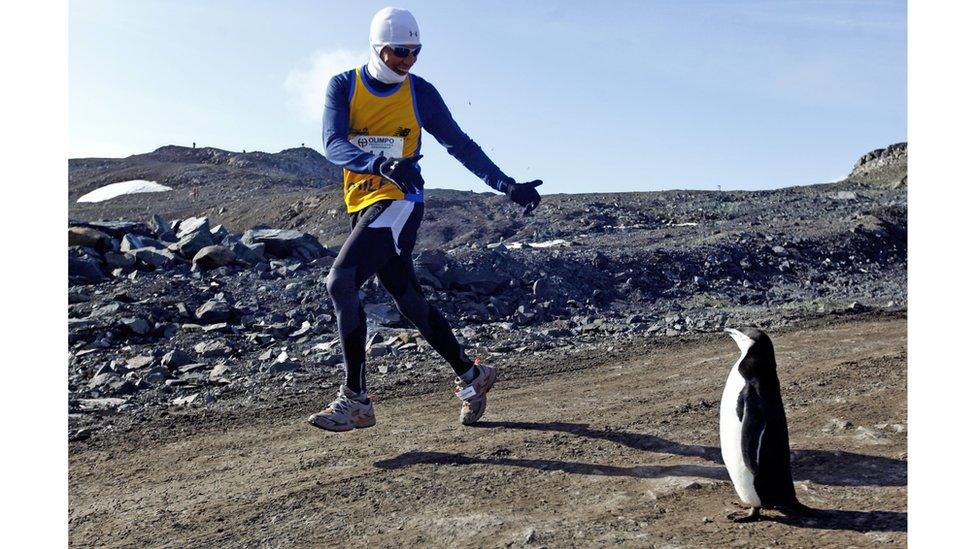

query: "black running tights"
left=325, top=200, right=473, bottom=393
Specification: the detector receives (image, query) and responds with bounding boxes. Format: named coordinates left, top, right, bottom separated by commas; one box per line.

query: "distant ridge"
left=847, top=142, right=906, bottom=188
left=69, top=145, right=343, bottom=199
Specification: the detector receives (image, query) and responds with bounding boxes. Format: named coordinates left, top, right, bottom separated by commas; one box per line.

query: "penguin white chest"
left=720, top=362, right=762, bottom=507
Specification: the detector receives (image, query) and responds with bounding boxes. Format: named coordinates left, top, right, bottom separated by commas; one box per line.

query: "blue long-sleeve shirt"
left=322, top=66, right=514, bottom=193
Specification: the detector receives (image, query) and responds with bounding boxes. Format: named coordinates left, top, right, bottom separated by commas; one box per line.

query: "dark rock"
left=88, top=372, right=120, bottom=390
left=209, top=363, right=234, bottom=381
left=104, top=251, right=136, bottom=270
left=175, top=216, right=210, bottom=239
left=120, top=317, right=151, bottom=335
left=194, top=339, right=232, bottom=358
left=68, top=254, right=105, bottom=284
left=174, top=230, right=214, bottom=258
left=130, top=247, right=179, bottom=269
left=68, top=290, right=91, bottom=304
left=242, top=229, right=329, bottom=261
left=367, top=344, right=390, bottom=357
left=177, top=362, right=210, bottom=374
left=109, top=378, right=137, bottom=396
left=195, top=300, right=234, bottom=324
left=144, top=366, right=171, bottom=384
left=365, top=303, right=402, bottom=326
left=68, top=227, right=114, bottom=252
left=193, top=245, right=236, bottom=270
left=230, top=240, right=265, bottom=265
left=70, top=220, right=152, bottom=240
left=448, top=268, right=507, bottom=294
left=289, top=321, right=314, bottom=338
left=126, top=355, right=154, bottom=370
left=120, top=233, right=163, bottom=252
left=172, top=393, right=200, bottom=406
left=149, top=214, right=176, bottom=242
left=269, top=361, right=302, bottom=374
left=209, top=224, right=229, bottom=242
left=75, top=398, right=127, bottom=414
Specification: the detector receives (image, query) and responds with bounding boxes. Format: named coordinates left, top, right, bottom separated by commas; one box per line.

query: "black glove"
left=378, top=155, right=424, bottom=195
left=505, top=180, right=543, bottom=215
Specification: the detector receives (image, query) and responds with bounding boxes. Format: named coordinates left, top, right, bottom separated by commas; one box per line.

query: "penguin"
left=720, top=327, right=815, bottom=522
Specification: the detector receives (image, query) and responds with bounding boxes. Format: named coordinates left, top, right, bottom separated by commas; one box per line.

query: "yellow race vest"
left=343, top=67, right=422, bottom=213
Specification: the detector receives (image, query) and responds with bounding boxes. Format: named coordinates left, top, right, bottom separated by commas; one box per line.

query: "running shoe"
left=453, top=360, right=497, bottom=425
left=307, top=385, right=376, bottom=432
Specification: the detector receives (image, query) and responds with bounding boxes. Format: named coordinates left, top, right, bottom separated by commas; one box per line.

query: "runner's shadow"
left=373, top=450, right=727, bottom=480
left=474, top=421, right=906, bottom=487
left=771, top=510, right=907, bottom=532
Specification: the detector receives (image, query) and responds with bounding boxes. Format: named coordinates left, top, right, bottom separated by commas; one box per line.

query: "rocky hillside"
left=846, top=142, right=907, bottom=188
left=66, top=143, right=907, bottom=440
left=69, top=145, right=342, bottom=223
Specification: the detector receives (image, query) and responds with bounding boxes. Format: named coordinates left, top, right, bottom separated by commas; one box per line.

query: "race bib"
left=350, top=135, right=404, bottom=159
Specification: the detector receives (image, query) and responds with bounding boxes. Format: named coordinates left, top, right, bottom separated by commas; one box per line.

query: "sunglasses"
left=387, top=44, right=422, bottom=58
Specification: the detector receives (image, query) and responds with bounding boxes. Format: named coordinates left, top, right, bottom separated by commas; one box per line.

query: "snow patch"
left=77, top=180, right=173, bottom=203
left=489, top=239, right=574, bottom=250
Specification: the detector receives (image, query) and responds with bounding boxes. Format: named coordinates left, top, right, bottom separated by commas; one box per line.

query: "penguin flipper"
left=739, top=385, right=766, bottom=476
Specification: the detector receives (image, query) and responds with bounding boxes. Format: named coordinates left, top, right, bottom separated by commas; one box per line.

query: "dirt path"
left=69, top=318, right=906, bottom=547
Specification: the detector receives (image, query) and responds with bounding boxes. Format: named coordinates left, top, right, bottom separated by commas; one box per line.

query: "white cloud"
left=284, top=48, right=366, bottom=123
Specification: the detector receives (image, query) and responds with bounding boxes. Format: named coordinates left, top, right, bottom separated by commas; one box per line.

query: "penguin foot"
left=726, top=507, right=762, bottom=523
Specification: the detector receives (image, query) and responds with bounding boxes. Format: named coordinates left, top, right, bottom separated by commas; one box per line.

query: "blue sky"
left=69, top=0, right=906, bottom=192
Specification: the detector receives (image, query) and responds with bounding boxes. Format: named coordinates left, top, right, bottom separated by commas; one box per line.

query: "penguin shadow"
left=767, top=509, right=906, bottom=533
left=374, top=421, right=904, bottom=488
left=472, top=421, right=907, bottom=488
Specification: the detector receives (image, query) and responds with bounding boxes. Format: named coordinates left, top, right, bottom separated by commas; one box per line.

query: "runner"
left=308, top=7, right=543, bottom=432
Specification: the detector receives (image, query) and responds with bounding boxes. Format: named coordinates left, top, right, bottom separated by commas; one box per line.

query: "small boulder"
left=73, top=220, right=151, bottom=240
left=367, top=344, right=390, bottom=357
left=149, top=214, right=176, bottom=242
left=195, top=300, right=234, bottom=324
left=194, top=339, right=232, bottom=358
left=144, top=366, right=171, bottom=384
left=88, top=372, right=120, bottom=391
left=176, top=216, right=210, bottom=239
left=104, top=251, right=136, bottom=270
left=120, top=317, right=151, bottom=335
left=172, top=393, right=200, bottom=406
left=120, top=233, right=163, bottom=252
left=209, top=224, right=229, bottom=242
left=125, top=355, right=154, bottom=370
left=209, top=363, right=234, bottom=382
left=174, top=230, right=214, bottom=258
left=242, top=229, right=329, bottom=261
left=230, top=240, right=265, bottom=265
left=130, top=247, right=179, bottom=269
left=365, top=303, right=401, bottom=326
left=269, top=361, right=302, bottom=374
left=68, top=255, right=105, bottom=284
left=68, top=227, right=113, bottom=252
left=193, top=245, right=236, bottom=270
left=161, top=349, right=194, bottom=368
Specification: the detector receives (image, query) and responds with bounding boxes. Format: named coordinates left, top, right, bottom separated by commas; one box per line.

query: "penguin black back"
left=731, top=327, right=800, bottom=509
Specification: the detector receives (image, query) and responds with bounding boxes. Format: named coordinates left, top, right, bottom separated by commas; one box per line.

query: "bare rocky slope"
left=67, top=143, right=908, bottom=546
left=67, top=144, right=907, bottom=440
